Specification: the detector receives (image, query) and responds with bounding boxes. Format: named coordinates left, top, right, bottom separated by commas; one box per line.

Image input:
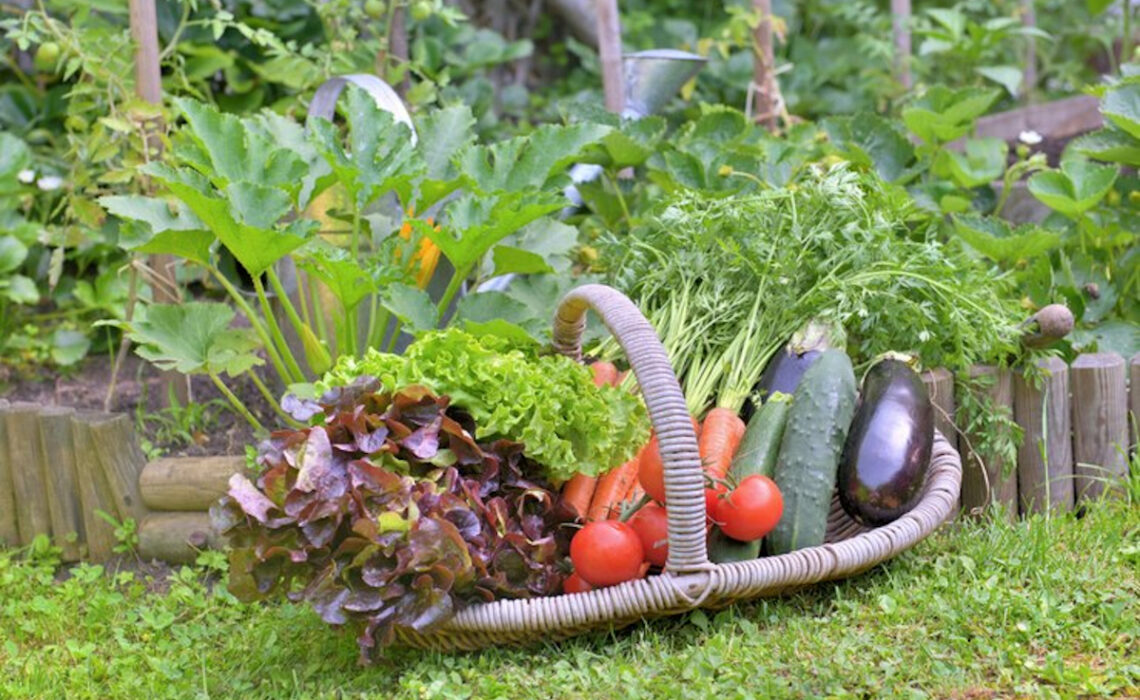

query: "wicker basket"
left=393, top=284, right=963, bottom=650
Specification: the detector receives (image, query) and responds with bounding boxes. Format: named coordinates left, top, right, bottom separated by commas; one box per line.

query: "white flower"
left=1018, top=130, right=1043, bottom=145
left=36, top=175, right=64, bottom=191
left=17, top=169, right=35, bottom=184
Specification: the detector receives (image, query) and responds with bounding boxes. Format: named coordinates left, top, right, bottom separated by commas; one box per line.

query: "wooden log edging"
left=1013, top=357, right=1073, bottom=515
left=959, top=366, right=1018, bottom=519
left=1071, top=353, right=1129, bottom=501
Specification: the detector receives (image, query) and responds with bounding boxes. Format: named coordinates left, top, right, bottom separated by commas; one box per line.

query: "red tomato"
left=570, top=521, right=645, bottom=587
left=628, top=503, right=669, bottom=568
left=563, top=572, right=593, bottom=594
left=704, top=487, right=723, bottom=521
left=714, top=475, right=783, bottom=542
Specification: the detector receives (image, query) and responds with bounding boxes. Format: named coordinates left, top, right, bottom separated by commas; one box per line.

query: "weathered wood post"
left=1023, top=0, right=1037, bottom=97
left=959, top=366, right=1018, bottom=519
left=595, top=0, right=625, bottom=113
left=140, top=456, right=246, bottom=511
left=1129, top=353, right=1139, bottom=452
left=0, top=400, right=17, bottom=546
left=1013, top=357, right=1073, bottom=514
left=752, top=0, right=777, bottom=130
left=922, top=367, right=957, bottom=518
left=71, top=414, right=120, bottom=562
left=1071, top=353, right=1128, bottom=501
left=38, top=407, right=83, bottom=561
left=139, top=512, right=225, bottom=564
left=4, top=403, right=52, bottom=545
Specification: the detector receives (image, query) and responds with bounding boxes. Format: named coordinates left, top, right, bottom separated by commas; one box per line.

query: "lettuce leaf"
left=319, top=329, right=649, bottom=483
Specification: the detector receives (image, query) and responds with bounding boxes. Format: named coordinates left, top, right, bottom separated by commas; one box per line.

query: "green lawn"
left=2, top=494, right=1137, bottom=699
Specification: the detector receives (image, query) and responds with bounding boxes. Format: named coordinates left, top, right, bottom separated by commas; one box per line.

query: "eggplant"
left=838, top=358, right=933, bottom=526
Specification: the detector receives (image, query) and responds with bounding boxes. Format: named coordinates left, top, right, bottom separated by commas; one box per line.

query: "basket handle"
left=553, top=284, right=711, bottom=574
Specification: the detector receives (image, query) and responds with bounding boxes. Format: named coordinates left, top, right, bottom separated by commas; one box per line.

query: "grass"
left=2, top=498, right=1137, bottom=699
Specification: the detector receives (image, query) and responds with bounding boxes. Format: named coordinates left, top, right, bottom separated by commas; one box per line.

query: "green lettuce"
left=318, top=329, right=649, bottom=483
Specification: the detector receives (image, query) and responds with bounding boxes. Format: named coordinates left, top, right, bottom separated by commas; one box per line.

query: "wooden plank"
left=1013, top=357, right=1073, bottom=515
left=1130, top=353, right=1139, bottom=454
left=0, top=400, right=18, bottom=546
left=891, top=0, right=912, bottom=89
left=138, top=512, right=225, bottom=564
left=595, top=0, right=624, bottom=113
left=975, top=94, right=1101, bottom=142
left=921, top=367, right=957, bottom=519
left=140, top=456, right=246, bottom=511
left=87, top=414, right=150, bottom=525
left=1071, top=353, right=1128, bottom=501
left=71, top=415, right=121, bottom=562
left=958, top=366, right=1018, bottom=519
left=5, top=403, right=52, bottom=544
left=37, top=407, right=83, bottom=562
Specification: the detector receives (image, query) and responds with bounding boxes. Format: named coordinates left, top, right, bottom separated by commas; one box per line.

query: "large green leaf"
left=1069, top=320, right=1140, bottom=358
left=172, top=98, right=307, bottom=191
left=0, top=132, right=30, bottom=195
left=1103, top=82, right=1140, bottom=141
left=951, top=215, right=1062, bottom=263
left=50, top=329, right=90, bottom=366
left=293, top=240, right=376, bottom=312
left=128, top=302, right=263, bottom=376
left=1027, top=161, right=1117, bottom=216
left=310, top=85, right=423, bottom=209
left=456, top=122, right=611, bottom=192
left=453, top=291, right=546, bottom=343
left=156, top=176, right=312, bottom=277
left=1073, top=128, right=1140, bottom=167
left=0, top=274, right=37, bottom=304
left=414, top=104, right=476, bottom=180
left=380, top=282, right=438, bottom=333
left=100, top=195, right=214, bottom=264
left=425, top=192, right=564, bottom=271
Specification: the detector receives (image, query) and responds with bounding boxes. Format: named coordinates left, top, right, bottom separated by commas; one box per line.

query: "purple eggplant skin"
left=838, top=359, right=934, bottom=526
left=742, top=348, right=822, bottom=421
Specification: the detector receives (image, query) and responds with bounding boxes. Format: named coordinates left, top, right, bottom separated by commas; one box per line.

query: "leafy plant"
left=212, top=381, right=575, bottom=660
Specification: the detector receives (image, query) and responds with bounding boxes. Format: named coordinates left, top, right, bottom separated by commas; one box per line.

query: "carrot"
left=562, top=473, right=598, bottom=521
left=620, top=480, right=646, bottom=518
left=587, top=456, right=640, bottom=521
left=698, top=407, right=746, bottom=491
left=590, top=361, right=619, bottom=388
left=638, top=416, right=702, bottom=504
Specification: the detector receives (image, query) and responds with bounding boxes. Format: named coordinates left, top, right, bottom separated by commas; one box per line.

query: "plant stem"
left=209, top=371, right=266, bottom=434
left=436, top=263, right=471, bottom=320
left=252, top=274, right=306, bottom=383
left=105, top=259, right=140, bottom=412
left=266, top=267, right=319, bottom=372
left=208, top=266, right=293, bottom=386
left=246, top=370, right=303, bottom=429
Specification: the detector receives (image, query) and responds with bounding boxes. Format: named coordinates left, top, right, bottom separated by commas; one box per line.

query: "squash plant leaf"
left=309, top=85, right=423, bottom=210
left=293, top=240, right=377, bottom=312
left=1027, top=160, right=1117, bottom=217
left=127, top=302, right=263, bottom=376
left=454, top=291, right=546, bottom=343
left=490, top=245, right=553, bottom=277
left=414, top=104, right=477, bottom=180
left=172, top=97, right=307, bottom=192
left=422, top=192, right=564, bottom=272
left=456, top=122, right=611, bottom=192
left=99, top=195, right=214, bottom=265
left=380, top=282, right=439, bottom=333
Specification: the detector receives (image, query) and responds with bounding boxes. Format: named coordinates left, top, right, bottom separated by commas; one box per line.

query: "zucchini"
left=729, top=392, right=792, bottom=484
left=767, top=349, right=857, bottom=555
left=707, top=526, right=760, bottom=563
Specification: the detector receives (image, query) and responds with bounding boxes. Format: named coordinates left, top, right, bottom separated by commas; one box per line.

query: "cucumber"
left=707, top=526, right=760, bottom=563
left=729, top=392, right=792, bottom=484
left=708, top=395, right=792, bottom=564
left=767, top=349, right=857, bottom=555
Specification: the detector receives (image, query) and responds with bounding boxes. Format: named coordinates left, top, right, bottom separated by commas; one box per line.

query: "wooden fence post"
left=0, top=400, right=17, bottom=546
left=38, top=407, right=83, bottom=561
left=1071, top=353, right=1128, bottom=501
left=1013, top=357, right=1072, bottom=515
left=4, top=403, right=52, bottom=545
left=921, top=367, right=957, bottom=518
left=891, top=0, right=912, bottom=89
left=71, top=414, right=120, bottom=562
left=752, top=0, right=777, bottom=130
left=1129, top=353, right=1139, bottom=452
left=138, top=512, right=225, bottom=564
left=959, top=366, right=1018, bottom=519
left=595, top=0, right=625, bottom=113
left=140, top=456, right=246, bottom=511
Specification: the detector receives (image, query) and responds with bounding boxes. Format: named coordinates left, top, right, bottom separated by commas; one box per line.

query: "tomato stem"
left=617, top=493, right=652, bottom=522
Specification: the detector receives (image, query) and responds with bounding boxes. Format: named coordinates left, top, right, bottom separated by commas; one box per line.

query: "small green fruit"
left=409, top=0, right=432, bottom=21
left=363, top=0, right=386, bottom=18
left=34, top=42, right=61, bottom=73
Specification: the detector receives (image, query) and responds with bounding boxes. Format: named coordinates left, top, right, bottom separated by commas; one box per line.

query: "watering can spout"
left=622, top=49, right=707, bottom=118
